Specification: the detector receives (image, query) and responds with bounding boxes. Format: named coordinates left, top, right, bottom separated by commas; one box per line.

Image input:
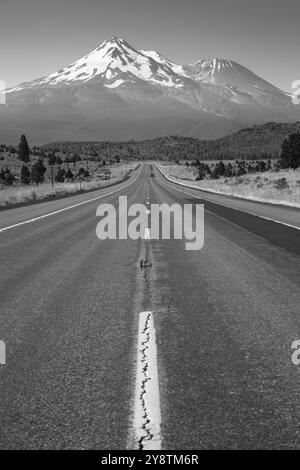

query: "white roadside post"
left=0, top=340, right=6, bottom=365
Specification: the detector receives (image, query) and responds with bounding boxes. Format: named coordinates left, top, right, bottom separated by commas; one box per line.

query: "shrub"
left=274, top=177, right=289, bottom=190
left=0, top=168, right=15, bottom=185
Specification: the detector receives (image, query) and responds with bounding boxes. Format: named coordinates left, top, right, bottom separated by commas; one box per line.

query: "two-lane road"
left=0, top=163, right=299, bottom=449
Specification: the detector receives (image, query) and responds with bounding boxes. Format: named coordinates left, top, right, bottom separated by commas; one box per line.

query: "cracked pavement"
left=0, top=164, right=300, bottom=449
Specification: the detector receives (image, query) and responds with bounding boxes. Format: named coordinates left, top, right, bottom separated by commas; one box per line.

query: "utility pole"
left=50, top=164, right=54, bottom=187
left=85, top=148, right=89, bottom=172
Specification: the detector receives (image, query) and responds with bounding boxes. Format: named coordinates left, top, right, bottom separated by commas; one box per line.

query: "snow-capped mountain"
left=10, top=38, right=188, bottom=90
left=183, top=58, right=285, bottom=95
left=1, top=37, right=299, bottom=143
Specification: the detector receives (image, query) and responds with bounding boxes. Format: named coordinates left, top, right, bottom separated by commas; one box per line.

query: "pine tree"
left=55, top=167, right=65, bottom=183
left=0, top=168, right=6, bottom=183
left=20, top=164, right=31, bottom=185
left=77, top=167, right=85, bottom=178
left=280, top=133, right=300, bottom=169
left=72, top=153, right=81, bottom=167
left=211, top=167, right=219, bottom=179
left=31, top=158, right=46, bottom=184
left=224, top=163, right=233, bottom=178
left=48, top=152, right=56, bottom=165
left=18, top=134, right=30, bottom=163
left=65, top=168, right=74, bottom=181
left=217, top=160, right=226, bottom=176
left=258, top=161, right=267, bottom=172
left=237, top=165, right=247, bottom=176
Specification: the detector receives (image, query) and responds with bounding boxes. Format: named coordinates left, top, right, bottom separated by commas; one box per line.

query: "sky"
left=0, top=0, right=299, bottom=91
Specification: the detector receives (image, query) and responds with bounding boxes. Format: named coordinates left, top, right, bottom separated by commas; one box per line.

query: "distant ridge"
left=44, top=121, right=300, bottom=160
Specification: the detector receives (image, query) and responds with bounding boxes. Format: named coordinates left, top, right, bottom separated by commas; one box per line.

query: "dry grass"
left=0, top=162, right=137, bottom=207
left=159, top=162, right=300, bottom=207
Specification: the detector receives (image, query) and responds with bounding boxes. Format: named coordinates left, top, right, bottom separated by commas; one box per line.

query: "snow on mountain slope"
left=3, top=37, right=299, bottom=144
left=183, top=58, right=284, bottom=96
left=8, top=37, right=288, bottom=102
left=10, top=37, right=187, bottom=91
left=139, top=49, right=189, bottom=77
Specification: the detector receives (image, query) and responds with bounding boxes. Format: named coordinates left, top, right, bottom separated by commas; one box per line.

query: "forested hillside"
left=43, top=122, right=300, bottom=161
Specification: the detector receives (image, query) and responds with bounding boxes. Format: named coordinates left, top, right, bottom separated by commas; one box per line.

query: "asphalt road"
left=0, top=163, right=299, bottom=450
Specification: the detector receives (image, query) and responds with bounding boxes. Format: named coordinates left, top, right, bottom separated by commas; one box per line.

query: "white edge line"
left=155, top=164, right=300, bottom=231
left=0, top=166, right=143, bottom=233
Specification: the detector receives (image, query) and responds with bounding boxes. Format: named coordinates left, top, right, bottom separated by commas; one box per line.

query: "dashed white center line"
left=144, top=228, right=151, bottom=240
left=132, top=311, right=161, bottom=450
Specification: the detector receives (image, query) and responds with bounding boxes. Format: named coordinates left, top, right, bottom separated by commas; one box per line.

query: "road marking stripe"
left=155, top=165, right=300, bottom=231
left=0, top=167, right=143, bottom=233
left=133, top=311, right=161, bottom=450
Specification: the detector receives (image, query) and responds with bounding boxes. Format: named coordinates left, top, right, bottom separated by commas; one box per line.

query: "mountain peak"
left=4, top=37, right=298, bottom=144
left=97, top=36, right=132, bottom=50
left=20, top=36, right=186, bottom=89
left=8, top=37, right=286, bottom=99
